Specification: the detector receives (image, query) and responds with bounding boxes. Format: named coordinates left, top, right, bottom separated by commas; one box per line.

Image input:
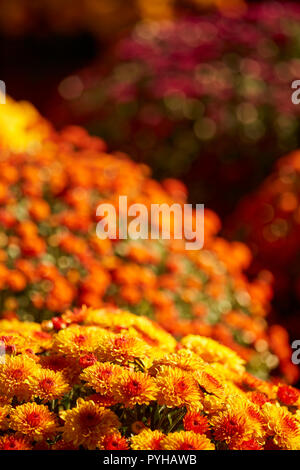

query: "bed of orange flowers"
left=0, top=97, right=297, bottom=384
left=0, top=306, right=299, bottom=451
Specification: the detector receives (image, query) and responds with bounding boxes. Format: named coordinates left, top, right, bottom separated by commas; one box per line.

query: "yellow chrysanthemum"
left=161, top=431, right=215, bottom=450
left=96, top=333, right=150, bottom=364
left=52, top=325, right=101, bottom=358
left=238, top=372, right=277, bottom=399
left=80, top=362, right=123, bottom=395
left=262, top=402, right=300, bottom=450
left=0, top=332, right=28, bottom=355
left=84, top=308, right=135, bottom=329
left=210, top=408, right=254, bottom=446
left=209, top=362, right=242, bottom=383
left=0, top=319, right=42, bottom=334
left=27, top=368, right=70, bottom=402
left=113, top=370, right=158, bottom=408
left=155, top=366, right=203, bottom=410
left=60, top=398, right=120, bottom=449
left=129, top=315, right=177, bottom=352
left=9, top=403, right=58, bottom=441
left=0, top=355, right=38, bottom=400
left=231, top=395, right=265, bottom=431
left=150, top=349, right=204, bottom=374
left=181, top=335, right=245, bottom=373
left=194, top=368, right=225, bottom=398
left=84, top=309, right=176, bottom=353
left=131, top=429, right=165, bottom=450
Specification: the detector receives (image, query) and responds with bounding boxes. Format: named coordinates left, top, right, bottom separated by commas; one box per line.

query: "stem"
left=167, top=409, right=186, bottom=433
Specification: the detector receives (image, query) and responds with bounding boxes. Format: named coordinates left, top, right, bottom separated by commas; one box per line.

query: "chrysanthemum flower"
left=52, top=326, right=100, bottom=359
left=277, top=385, right=300, bottom=407
left=210, top=409, right=253, bottom=447
left=9, top=403, right=58, bottom=441
left=96, top=333, right=150, bottom=364
left=181, top=335, right=245, bottom=373
left=112, top=370, right=158, bottom=408
left=155, top=366, right=203, bottom=409
left=150, top=349, right=204, bottom=374
left=183, top=411, right=209, bottom=435
left=228, top=396, right=265, bottom=442
left=100, top=432, right=129, bottom=450
left=194, top=369, right=225, bottom=399
left=262, top=402, right=300, bottom=450
left=0, top=333, right=27, bottom=355
left=80, top=362, right=123, bottom=395
left=0, top=434, right=32, bottom=450
left=131, top=429, right=165, bottom=450
left=60, top=398, right=120, bottom=449
left=161, top=431, right=215, bottom=450
left=84, top=309, right=176, bottom=353
left=0, top=355, right=38, bottom=400
left=78, top=353, right=97, bottom=369
left=247, top=391, right=269, bottom=408
left=27, top=368, right=70, bottom=402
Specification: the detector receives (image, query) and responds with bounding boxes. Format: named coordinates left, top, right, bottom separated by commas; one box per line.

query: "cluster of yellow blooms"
left=0, top=307, right=299, bottom=450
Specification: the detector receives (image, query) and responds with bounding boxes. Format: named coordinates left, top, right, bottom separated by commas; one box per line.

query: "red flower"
left=277, top=385, right=299, bottom=406
left=183, top=412, right=209, bottom=435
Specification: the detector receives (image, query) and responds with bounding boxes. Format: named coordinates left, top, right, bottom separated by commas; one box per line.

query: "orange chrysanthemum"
left=0, top=434, right=32, bottom=450
left=155, top=366, right=203, bottom=409
left=96, top=333, right=150, bottom=364
left=100, top=432, right=129, bottom=450
left=80, top=362, right=123, bottom=395
left=9, top=403, right=58, bottom=441
left=52, top=326, right=100, bottom=359
left=183, top=411, right=209, bottom=435
left=210, top=409, right=253, bottom=447
left=194, top=368, right=225, bottom=398
left=27, top=368, right=70, bottom=402
left=60, top=398, right=120, bottom=449
left=131, top=429, right=165, bottom=450
left=262, top=403, right=300, bottom=450
left=161, top=431, right=215, bottom=450
left=277, top=385, right=300, bottom=407
left=0, top=355, right=38, bottom=400
left=113, top=370, right=158, bottom=408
